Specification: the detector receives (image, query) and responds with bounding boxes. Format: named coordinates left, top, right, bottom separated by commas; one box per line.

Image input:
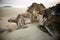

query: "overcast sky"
left=0, top=0, right=59, bottom=8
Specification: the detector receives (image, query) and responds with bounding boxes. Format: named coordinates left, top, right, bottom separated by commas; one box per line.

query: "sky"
left=0, top=0, right=60, bottom=8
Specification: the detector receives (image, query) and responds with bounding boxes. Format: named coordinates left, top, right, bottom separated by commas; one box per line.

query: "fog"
left=0, top=0, right=59, bottom=8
